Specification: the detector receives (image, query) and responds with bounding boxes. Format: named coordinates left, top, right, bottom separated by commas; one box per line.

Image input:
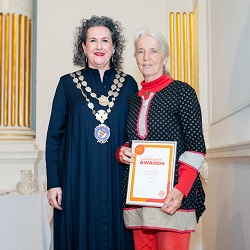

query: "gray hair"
left=134, top=28, right=170, bottom=74
left=73, top=15, right=126, bottom=70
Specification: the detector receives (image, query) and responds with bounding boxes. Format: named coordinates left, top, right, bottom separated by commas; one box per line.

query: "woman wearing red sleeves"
left=117, top=28, right=206, bottom=250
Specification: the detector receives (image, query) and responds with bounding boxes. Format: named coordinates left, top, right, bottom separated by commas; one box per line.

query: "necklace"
left=72, top=71, right=125, bottom=107
left=70, top=70, right=126, bottom=144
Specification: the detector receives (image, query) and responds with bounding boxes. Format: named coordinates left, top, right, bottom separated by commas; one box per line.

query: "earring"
left=85, top=56, right=88, bottom=66
left=110, top=55, right=114, bottom=66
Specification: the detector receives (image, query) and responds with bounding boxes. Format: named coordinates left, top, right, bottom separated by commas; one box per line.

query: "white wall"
left=36, top=0, right=168, bottom=149
left=35, top=2, right=204, bottom=249
left=3, top=0, right=250, bottom=249
left=203, top=0, right=250, bottom=249
left=35, top=0, right=168, bottom=193
left=35, top=0, right=169, bottom=198
left=208, top=0, right=250, bottom=147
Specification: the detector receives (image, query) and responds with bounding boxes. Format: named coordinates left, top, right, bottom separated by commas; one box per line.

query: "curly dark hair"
left=73, top=15, right=126, bottom=70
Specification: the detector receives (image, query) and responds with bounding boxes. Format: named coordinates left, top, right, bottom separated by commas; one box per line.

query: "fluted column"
left=168, top=3, right=199, bottom=98
left=167, top=1, right=208, bottom=184
left=0, top=0, right=35, bottom=140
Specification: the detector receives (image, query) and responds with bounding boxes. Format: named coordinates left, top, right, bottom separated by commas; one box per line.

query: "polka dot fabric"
left=124, top=80, right=206, bottom=222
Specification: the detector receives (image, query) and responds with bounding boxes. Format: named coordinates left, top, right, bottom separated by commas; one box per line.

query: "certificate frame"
left=126, top=140, right=177, bottom=207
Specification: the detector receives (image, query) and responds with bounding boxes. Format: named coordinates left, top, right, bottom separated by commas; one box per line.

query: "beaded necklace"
left=70, top=70, right=126, bottom=143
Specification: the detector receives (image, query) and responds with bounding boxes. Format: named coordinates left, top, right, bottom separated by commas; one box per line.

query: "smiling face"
left=82, top=26, right=115, bottom=71
left=135, top=34, right=167, bottom=82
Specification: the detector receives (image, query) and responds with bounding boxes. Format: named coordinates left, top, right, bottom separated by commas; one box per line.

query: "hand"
left=47, top=187, right=62, bottom=210
left=119, top=146, right=134, bottom=165
left=161, top=187, right=184, bottom=215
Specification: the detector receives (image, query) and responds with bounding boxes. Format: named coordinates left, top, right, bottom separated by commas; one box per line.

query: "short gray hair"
left=134, top=28, right=170, bottom=74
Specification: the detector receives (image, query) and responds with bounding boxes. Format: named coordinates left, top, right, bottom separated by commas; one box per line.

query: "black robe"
left=46, top=67, right=138, bottom=249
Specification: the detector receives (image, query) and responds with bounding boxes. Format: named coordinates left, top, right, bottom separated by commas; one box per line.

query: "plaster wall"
left=36, top=0, right=168, bottom=149
left=35, top=1, right=204, bottom=249
left=203, top=0, right=250, bottom=249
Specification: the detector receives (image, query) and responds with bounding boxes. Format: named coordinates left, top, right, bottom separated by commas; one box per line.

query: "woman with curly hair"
left=46, top=15, right=138, bottom=250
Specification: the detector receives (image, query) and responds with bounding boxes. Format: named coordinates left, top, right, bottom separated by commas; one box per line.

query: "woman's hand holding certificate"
left=126, top=140, right=177, bottom=207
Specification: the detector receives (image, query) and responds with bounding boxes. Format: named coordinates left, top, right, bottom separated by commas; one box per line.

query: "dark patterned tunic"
left=46, top=67, right=138, bottom=250
left=123, top=80, right=206, bottom=232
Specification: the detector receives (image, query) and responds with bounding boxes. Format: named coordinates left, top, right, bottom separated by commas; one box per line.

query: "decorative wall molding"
left=0, top=140, right=43, bottom=164
left=206, top=141, right=250, bottom=164
left=0, top=140, right=43, bottom=191
left=169, top=6, right=199, bottom=94
left=210, top=100, right=250, bottom=125
left=0, top=0, right=35, bottom=139
left=0, top=150, right=42, bottom=164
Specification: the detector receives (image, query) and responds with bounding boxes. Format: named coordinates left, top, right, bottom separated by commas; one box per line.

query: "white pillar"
left=0, top=0, right=42, bottom=193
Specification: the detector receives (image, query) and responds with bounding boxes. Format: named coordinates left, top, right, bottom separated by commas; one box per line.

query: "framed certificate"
left=126, top=140, right=177, bottom=207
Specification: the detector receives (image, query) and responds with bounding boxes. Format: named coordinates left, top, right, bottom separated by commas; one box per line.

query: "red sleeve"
left=174, top=163, right=198, bottom=197
left=116, top=142, right=130, bottom=164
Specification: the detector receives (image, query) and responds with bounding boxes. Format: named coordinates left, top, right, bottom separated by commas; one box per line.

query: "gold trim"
left=0, top=12, right=34, bottom=138
left=0, top=137, right=35, bottom=140
left=18, top=14, right=24, bottom=126
left=169, top=12, right=175, bottom=78
left=0, top=128, right=36, bottom=132
left=4, top=13, right=10, bottom=126
left=183, top=13, right=188, bottom=83
left=176, top=12, right=181, bottom=80
left=0, top=133, right=34, bottom=136
left=28, top=19, right=32, bottom=127
left=168, top=7, right=199, bottom=98
left=11, top=14, right=17, bottom=126
left=189, top=13, right=194, bottom=88
left=24, top=16, right=29, bottom=127
left=193, top=5, right=199, bottom=98
left=0, top=13, right=3, bottom=125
